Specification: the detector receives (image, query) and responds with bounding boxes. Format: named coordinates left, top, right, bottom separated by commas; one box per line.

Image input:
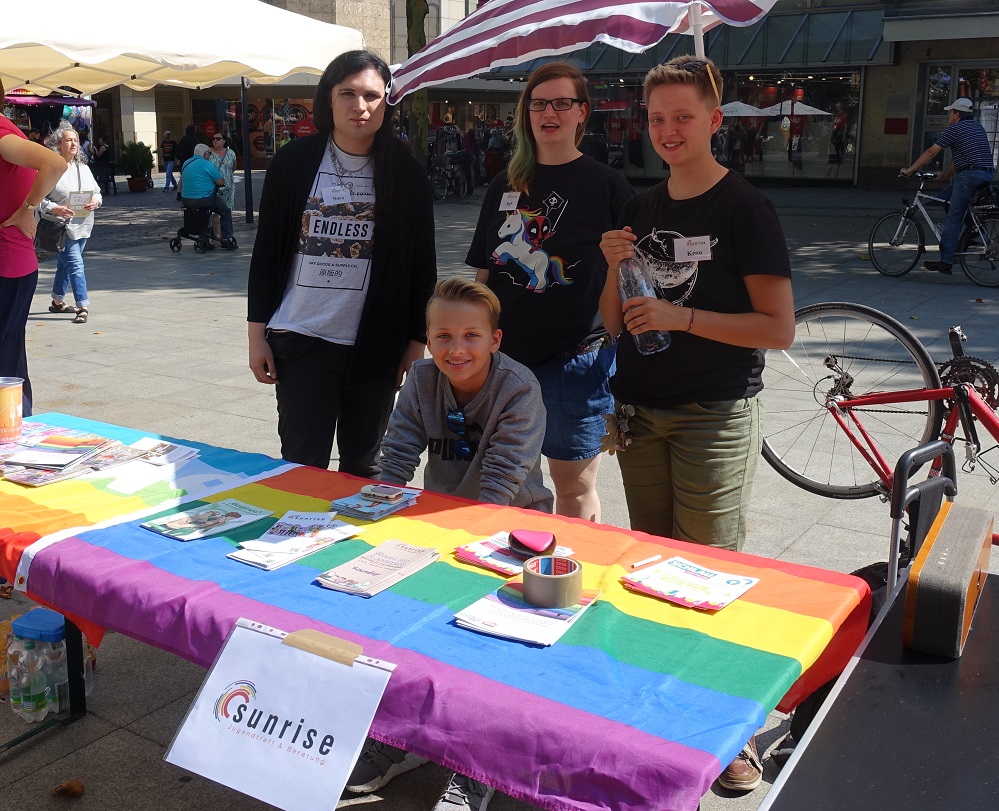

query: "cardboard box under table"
left=0, top=414, right=872, bottom=811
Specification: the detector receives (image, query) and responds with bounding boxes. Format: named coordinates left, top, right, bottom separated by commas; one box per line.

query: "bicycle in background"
left=429, top=152, right=470, bottom=202
left=761, top=302, right=999, bottom=539
left=867, top=172, right=999, bottom=287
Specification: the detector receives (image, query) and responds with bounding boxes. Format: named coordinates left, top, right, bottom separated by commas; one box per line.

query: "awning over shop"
left=4, top=95, right=96, bottom=106
left=882, top=11, right=999, bottom=43
left=487, top=7, right=890, bottom=80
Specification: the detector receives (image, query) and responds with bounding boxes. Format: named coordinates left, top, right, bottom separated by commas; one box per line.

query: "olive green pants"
left=616, top=397, right=762, bottom=552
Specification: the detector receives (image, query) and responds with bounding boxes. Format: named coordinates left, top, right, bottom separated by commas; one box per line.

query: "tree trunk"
left=406, top=0, right=430, bottom=168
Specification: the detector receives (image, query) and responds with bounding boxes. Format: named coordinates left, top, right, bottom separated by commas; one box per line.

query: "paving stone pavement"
left=2, top=170, right=998, bottom=811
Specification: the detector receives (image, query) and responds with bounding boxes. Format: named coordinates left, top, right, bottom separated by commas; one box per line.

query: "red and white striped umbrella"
left=388, top=0, right=778, bottom=104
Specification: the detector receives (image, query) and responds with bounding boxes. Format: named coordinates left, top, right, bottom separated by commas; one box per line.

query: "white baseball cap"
left=944, top=98, right=974, bottom=113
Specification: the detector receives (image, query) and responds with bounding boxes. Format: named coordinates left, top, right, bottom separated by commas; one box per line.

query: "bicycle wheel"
left=429, top=169, right=448, bottom=202
left=958, top=213, right=999, bottom=288
left=761, top=302, right=945, bottom=499
left=451, top=169, right=468, bottom=199
left=867, top=213, right=924, bottom=277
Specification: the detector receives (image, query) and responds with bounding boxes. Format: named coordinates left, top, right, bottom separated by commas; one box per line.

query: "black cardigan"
left=247, top=133, right=437, bottom=385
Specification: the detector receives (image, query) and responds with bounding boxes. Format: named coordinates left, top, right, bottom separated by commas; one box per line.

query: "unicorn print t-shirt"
left=611, top=171, right=791, bottom=409
left=466, top=155, right=634, bottom=366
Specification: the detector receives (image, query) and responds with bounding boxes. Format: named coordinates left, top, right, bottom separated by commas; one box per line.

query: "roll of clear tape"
left=522, top=556, right=583, bottom=608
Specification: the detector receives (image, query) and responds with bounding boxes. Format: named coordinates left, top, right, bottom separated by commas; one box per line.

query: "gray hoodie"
left=379, top=353, right=553, bottom=512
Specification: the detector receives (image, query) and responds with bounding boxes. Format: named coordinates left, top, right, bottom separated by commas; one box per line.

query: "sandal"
left=49, top=300, right=75, bottom=314
left=73, top=308, right=89, bottom=324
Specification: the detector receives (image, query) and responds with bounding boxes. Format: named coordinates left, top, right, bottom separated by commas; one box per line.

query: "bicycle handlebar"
left=889, top=439, right=958, bottom=519
left=899, top=171, right=937, bottom=180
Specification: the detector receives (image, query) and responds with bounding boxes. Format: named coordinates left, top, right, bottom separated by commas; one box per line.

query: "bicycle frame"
left=825, top=383, right=999, bottom=541
left=891, top=176, right=991, bottom=253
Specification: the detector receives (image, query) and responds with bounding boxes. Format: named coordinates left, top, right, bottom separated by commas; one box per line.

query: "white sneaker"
left=344, top=738, right=428, bottom=794
left=431, top=772, right=495, bottom=811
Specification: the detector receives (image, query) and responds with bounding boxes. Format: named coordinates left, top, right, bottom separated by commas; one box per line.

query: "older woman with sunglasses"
left=467, top=62, right=634, bottom=522
left=208, top=132, right=237, bottom=211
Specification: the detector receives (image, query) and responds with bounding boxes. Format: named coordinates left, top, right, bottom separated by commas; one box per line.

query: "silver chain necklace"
left=327, top=137, right=371, bottom=179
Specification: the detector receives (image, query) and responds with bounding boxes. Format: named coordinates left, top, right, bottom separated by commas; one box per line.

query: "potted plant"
left=117, top=141, right=154, bottom=193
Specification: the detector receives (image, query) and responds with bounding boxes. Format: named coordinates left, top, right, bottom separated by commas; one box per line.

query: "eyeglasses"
left=446, top=409, right=474, bottom=461
left=673, top=59, right=721, bottom=105
left=212, top=136, right=224, bottom=141
left=527, top=98, right=584, bottom=113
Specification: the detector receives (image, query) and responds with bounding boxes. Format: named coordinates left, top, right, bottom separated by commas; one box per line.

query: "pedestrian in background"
left=0, top=78, right=67, bottom=417
left=160, top=130, right=178, bottom=192
left=209, top=131, right=237, bottom=238
left=901, top=96, right=995, bottom=275
left=468, top=62, right=634, bottom=521
left=39, top=122, right=103, bottom=326
left=175, top=124, right=198, bottom=169
left=247, top=50, right=436, bottom=475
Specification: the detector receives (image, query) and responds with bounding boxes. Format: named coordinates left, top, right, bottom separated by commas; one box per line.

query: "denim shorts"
left=530, top=343, right=616, bottom=461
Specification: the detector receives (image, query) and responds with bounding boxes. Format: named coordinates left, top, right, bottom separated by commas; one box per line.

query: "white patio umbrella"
left=720, top=101, right=765, bottom=117
left=759, top=100, right=832, bottom=117
left=388, top=0, right=779, bottom=104
left=0, top=0, right=364, bottom=95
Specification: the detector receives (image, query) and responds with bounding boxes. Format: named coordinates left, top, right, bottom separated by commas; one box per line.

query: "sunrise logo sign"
left=213, top=678, right=337, bottom=758
left=215, top=680, right=256, bottom=722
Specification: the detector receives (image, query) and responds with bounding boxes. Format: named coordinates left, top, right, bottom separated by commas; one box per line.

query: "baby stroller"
left=168, top=189, right=237, bottom=254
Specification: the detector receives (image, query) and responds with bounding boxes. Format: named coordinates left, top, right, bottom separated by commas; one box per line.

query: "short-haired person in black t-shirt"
left=599, top=53, right=795, bottom=794
left=467, top=62, right=634, bottom=522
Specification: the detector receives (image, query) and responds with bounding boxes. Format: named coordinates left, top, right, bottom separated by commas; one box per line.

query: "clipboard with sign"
left=67, top=191, right=94, bottom=218
left=165, top=618, right=395, bottom=811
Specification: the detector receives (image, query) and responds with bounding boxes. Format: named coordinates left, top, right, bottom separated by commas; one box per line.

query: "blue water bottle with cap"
left=617, top=256, right=671, bottom=355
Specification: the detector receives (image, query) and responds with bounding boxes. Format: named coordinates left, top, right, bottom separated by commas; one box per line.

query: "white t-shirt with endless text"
left=268, top=140, right=375, bottom=344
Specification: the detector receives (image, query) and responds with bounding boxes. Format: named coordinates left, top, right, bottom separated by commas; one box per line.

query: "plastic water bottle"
left=617, top=257, right=671, bottom=355
left=19, top=640, right=47, bottom=722
left=6, top=635, right=25, bottom=719
left=45, top=640, right=69, bottom=713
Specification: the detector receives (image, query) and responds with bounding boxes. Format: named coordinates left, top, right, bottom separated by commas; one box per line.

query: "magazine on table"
left=227, top=511, right=364, bottom=571
left=140, top=499, right=273, bottom=541
left=4, top=433, right=110, bottom=469
left=453, top=531, right=575, bottom=577
left=1, top=440, right=150, bottom=486
left=129, top=437, right=199, bottom=466
left=330, top=487, right=421, bottom=521
left=315, top=539, right=439, bottom=597
left=620, top=556, right=760, bottom=611
left=454, top=582, right=601, bottom=647
left=1, top=465, right=91, bottom=487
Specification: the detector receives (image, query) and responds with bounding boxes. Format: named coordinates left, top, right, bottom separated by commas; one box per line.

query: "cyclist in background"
left=901, top=97, right=995, bottom=276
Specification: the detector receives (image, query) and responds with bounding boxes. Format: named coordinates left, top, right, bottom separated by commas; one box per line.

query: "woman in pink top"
left=0, top=79, right=69, bottom=416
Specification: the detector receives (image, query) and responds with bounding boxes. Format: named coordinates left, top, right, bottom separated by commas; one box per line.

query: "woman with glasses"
left=599, top=56, right=795, bottom=792
left=208, top=132, right=237, bottom=240
left=247, top=50, right=436, bottom=476
left=467, top=62, right=634, bottom=522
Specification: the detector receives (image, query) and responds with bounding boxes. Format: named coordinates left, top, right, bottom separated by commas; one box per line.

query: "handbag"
left=34, top=218, right=67, bottom=253
left=34, top=163, right=81, bottom=253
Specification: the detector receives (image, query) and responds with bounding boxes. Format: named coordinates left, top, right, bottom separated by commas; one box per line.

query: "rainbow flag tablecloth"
left=0, top=417, right=870, bottom=811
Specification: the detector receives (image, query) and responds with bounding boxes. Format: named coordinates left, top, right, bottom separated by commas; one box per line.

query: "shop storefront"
left=911, top=63, right=999, bottom=170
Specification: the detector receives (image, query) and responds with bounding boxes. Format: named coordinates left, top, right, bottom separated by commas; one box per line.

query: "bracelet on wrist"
left=686, top=307, right=696, bottom=333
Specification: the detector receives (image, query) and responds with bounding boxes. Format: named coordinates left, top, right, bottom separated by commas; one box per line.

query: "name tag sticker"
left=674, top=235, right=712, bottom=262
left=322, top=185, right=351, bottom=206
left=499, top=191, right=521, bottom=211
